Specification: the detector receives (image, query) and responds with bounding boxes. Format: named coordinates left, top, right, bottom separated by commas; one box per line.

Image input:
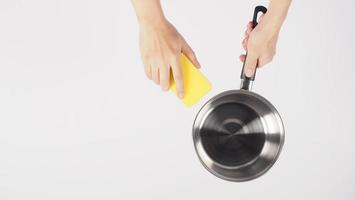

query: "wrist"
left=138, top=14, right=167, bottom=27
left=266, top=0, right=291, bottom=25
left=261, top=13, right=283, bottom=35
left=259, top=2, right=290, bottom=36
left=132, top=0, right=168, bottom=27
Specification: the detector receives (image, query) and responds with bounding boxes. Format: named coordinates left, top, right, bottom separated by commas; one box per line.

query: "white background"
left=1, top=0, right=355, bottom=199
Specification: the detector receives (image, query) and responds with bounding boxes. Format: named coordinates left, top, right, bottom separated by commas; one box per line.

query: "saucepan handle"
left=240, top=6, right=267, bottom=90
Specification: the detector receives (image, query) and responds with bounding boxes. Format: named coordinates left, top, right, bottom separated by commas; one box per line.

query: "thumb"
left=182, top=41, right=201, bottom=68
left=244, top=53, right=258, bottom=77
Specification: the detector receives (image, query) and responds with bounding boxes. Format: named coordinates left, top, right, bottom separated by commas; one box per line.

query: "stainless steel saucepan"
left=192, top=6, right=285, bottom=182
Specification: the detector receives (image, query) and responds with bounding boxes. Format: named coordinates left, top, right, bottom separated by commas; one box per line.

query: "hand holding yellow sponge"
left=170, top=53, right=212, bottom=107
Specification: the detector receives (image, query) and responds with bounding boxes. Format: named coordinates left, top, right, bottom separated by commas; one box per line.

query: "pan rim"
left=192, top=89, right=285, bottom=182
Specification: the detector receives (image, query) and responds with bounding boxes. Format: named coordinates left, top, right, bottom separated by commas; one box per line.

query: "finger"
left=242, top=37, right=248, bottom=51
left=247, top=21, right=253, bottom=29
left=159, top=64, right=170, bottom=91
left=247, top=21, right=253, bottom=31
left=244, top=30, right=250, bottom=38
left=239, top=54, right=246, bottom=62
left=182, top=40, right=201, bottom=68
left=151, top=66, right=160, bottom=85
left=142, top=56, right=152, bottom=80
left=246, top=27, right=252, bottom=35
left=144, top=65, right=152, bottom=80
left=171, top=57, right=184, bottom=99
left=258, top=55, right=273, bottom=68
left=244, top=53, right=258, bottom=77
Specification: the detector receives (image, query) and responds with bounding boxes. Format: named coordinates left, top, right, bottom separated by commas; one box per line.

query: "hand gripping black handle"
left=240, top=6, right=268, bottom=81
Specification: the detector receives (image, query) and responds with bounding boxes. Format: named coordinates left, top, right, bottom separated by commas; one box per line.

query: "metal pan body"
left=193, top=90, right=285, bottom=182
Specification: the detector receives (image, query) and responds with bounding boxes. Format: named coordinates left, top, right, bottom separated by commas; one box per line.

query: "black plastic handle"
left=240, top=6, right=267, bottom=81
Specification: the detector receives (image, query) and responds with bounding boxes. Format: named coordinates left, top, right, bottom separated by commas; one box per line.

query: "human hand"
left=138, top=19, right=200, bottom=98
left=239, top=14, right=281, bottom=77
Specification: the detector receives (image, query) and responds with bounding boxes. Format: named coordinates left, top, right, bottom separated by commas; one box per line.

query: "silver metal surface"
left=193, top=90, right=284, bottom=182
left=240, top=79, right=253, bottom=91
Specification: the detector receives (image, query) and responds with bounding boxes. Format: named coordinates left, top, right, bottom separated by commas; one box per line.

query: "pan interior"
left=200, top=102, right=265, bottom=167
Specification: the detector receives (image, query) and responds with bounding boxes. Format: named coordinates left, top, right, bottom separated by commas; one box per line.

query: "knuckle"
left=142, top=53, right=151, bottom=61
left=167, top=44, right=180, bottom=54
left=160, top=63, right=169, bottom=70
left=171, top=53, right=178, bottom=60
left=173, top=71, right=183, bottom=81
left=174, top=75, right=183, bottom=82
left=172, top=46, right=181, bottom=54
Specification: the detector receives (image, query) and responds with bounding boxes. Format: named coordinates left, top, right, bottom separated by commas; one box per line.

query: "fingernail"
left=162, top=84, right=169, bottom=91
left=178, top=92, right=184, bottom=99
left=245, top=68, right=254, bottom=77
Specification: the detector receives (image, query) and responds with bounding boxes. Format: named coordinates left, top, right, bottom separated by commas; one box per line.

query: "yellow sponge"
left=170, top=53, right=212, bottom=107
